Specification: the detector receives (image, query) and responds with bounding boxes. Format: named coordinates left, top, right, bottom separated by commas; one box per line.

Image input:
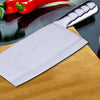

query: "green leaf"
left=0, top=7, right=2, bottom=18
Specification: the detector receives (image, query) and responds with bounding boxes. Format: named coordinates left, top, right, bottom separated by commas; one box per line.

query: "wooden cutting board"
left=0, top=27, right=100, bottom=100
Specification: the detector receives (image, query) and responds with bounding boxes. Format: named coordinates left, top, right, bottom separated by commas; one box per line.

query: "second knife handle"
left=54, top=1, right=98, bottom=28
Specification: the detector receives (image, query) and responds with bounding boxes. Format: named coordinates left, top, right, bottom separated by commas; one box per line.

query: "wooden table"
left=0, top=27, right=100, bottom=100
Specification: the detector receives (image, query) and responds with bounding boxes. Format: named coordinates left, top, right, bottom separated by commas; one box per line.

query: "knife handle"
left=54, top=1, right=98, bottom=28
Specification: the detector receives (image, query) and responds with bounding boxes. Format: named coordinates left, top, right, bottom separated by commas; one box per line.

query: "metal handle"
left=54, top=1, right=98, bottom=28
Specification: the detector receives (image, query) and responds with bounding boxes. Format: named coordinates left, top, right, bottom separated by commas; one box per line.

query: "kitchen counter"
left=0, top=27, right=100, bottom=100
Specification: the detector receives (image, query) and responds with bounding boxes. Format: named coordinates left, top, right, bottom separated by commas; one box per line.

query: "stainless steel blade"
left=0, top=23, right=87, bottom=86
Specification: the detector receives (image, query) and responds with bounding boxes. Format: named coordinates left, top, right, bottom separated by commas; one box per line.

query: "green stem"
left=0, top=3, right=6, bottom=19
left=15, top=2, right=25, bottom=12
left=0, top=7, right=2, bottom=18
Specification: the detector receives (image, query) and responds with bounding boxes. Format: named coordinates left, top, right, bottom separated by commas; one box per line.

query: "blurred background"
left=72, top=0, right=100, bottom=57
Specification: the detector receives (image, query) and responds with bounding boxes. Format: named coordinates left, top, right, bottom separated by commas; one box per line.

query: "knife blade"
left=0, top=1, right=98, bottom=87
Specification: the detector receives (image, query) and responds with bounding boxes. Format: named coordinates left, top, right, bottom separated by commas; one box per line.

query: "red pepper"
left=16, top=0, right=70, bottom=14
left=0, top=0, right=19, bottom=13
left=0, top=0, right=69, bottom=16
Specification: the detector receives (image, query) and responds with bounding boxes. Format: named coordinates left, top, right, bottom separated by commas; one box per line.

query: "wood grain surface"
left=0, top=27, right=100, bottom=100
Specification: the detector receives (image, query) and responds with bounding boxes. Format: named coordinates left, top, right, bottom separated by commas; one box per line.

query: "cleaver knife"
left=0, top=1, right=98, bottom=86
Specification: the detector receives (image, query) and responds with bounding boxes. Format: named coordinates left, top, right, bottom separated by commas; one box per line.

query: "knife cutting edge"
left=0, top=1, right=98, bottom=87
